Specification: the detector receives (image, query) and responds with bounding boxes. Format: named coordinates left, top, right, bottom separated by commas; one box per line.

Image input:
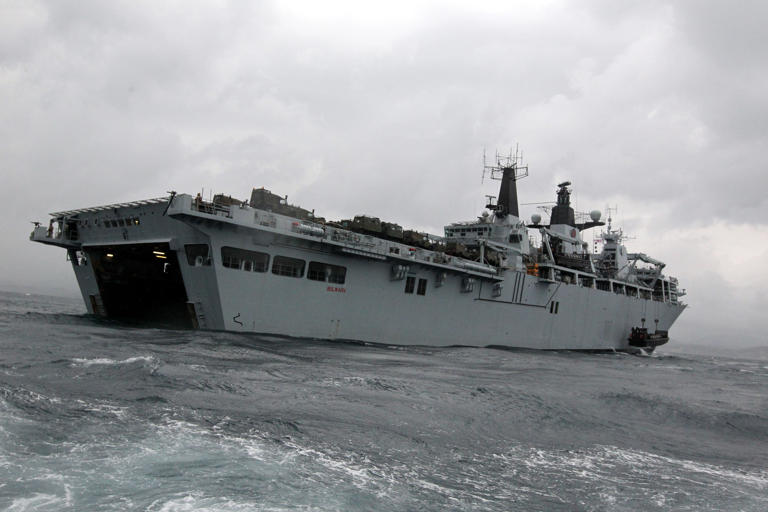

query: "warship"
left=30, top=153, right=685, bottom=352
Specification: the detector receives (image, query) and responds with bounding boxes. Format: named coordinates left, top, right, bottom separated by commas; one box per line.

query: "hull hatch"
left=88, top=243, right=191, bottom=327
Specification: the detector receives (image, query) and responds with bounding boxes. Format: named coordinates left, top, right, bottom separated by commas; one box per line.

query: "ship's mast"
left=482, top=146, right=528, bottom=217
left=549, top=181, right=575, bottom=227
left=602, top=205, right=624, bottom=242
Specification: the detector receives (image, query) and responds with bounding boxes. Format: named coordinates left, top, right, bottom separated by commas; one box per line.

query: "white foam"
left=147, top=493, right=201, bottom=512
left=276, top=437, right=378, bottom=491
left=70, top=355, right=157, bottom=367
left=507, top=444, right=768, bottom=493
left=74, top=399, right=128, bottom=418
left=6, top=493, right=63, bottom=511
left=146, top=494, right=261, bottom=512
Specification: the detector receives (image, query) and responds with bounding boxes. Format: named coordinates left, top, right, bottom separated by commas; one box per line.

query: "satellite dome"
left=531, top=213, right=542, bottom=225
left=590, top=210, right=602, bottom=222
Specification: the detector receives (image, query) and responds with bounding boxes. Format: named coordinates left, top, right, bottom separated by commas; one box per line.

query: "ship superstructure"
left=30, top=153, right=685, bottom=351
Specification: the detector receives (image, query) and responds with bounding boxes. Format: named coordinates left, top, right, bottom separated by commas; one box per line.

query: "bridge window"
left=272, top=255, right=305, bottom=278
left=221, top=246, right=269, bottom=272
left=404, top=276, right=415, bottom=294
left=307, top=262, right=347, bottom=284
left=417, top=278, right=427, bottom=295
left=185, top=244, right=212, bottom=266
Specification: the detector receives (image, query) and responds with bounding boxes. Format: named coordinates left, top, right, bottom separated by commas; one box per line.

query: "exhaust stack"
left=497, top=166, right=520, bottom=217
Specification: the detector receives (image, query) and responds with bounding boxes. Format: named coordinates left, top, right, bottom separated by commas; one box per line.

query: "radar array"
left=482, top=144, right=529, bottom=185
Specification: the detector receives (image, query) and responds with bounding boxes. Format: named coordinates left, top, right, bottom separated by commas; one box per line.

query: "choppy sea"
left=1, top=291, right=766, bottom=511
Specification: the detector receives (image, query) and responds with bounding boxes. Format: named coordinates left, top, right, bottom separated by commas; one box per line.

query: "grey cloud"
left=675, top=0, right=768, bottom=71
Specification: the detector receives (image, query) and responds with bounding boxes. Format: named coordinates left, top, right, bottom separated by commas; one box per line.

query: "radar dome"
left=531, top=213, right=542, bottom=225
left=590, top=210, right=601, bottom=222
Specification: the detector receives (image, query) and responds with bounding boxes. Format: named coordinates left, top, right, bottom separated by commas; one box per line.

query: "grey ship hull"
left=31, top=194, right=685, bottom=351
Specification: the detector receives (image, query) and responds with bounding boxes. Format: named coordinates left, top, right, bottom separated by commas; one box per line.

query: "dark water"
left=1, top=291, right=766, bottom=511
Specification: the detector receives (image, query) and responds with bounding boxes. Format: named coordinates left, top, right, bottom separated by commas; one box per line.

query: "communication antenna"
left=482, top=144, right=529, bottom=183
left=605, top=205, right=618, bottom=232
left=481, top=147, right=486, bottom=184
left=603, top=205, right=635, bottom=242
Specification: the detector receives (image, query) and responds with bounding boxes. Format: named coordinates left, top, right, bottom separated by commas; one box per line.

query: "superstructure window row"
left=445, top=226, right=491, bottom=238
left=74, top=217, right=142, bottom=228
left=101, top=217, right=141, bottom=228
left=220, top=247, right=346, bottom=284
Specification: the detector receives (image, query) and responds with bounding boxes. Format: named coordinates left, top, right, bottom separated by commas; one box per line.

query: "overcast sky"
left=2, top=0, right=766, bottom=347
